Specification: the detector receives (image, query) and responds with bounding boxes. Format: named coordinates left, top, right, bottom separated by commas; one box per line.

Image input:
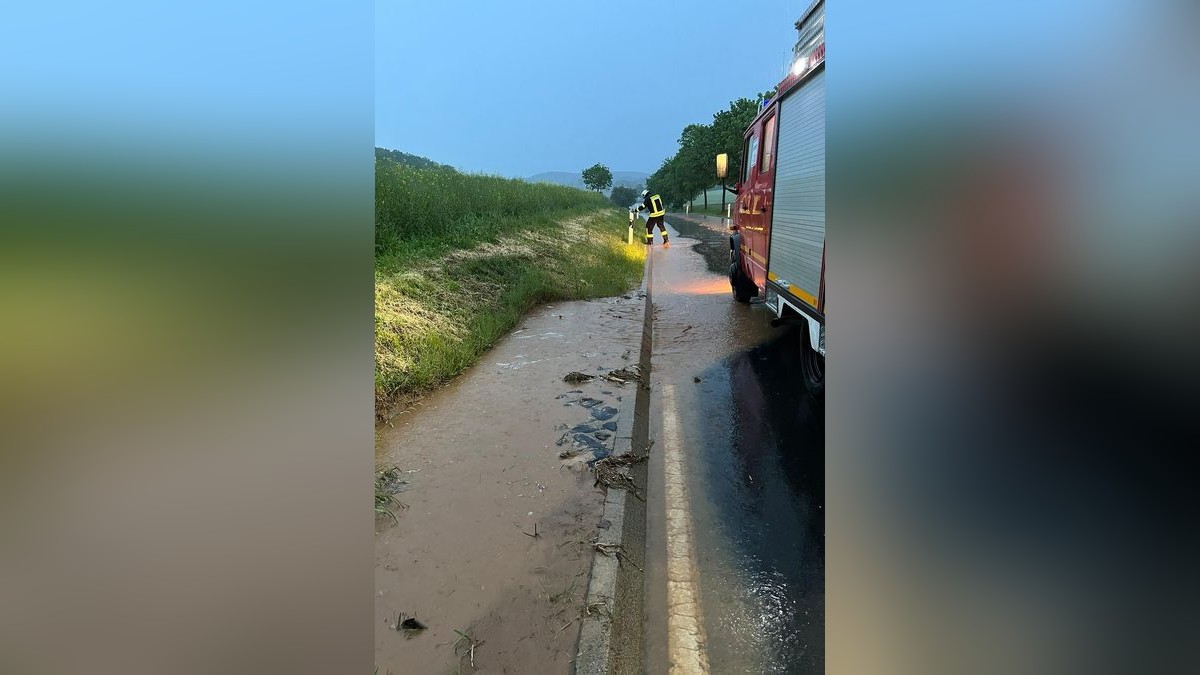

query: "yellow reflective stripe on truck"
left=767, top=271, right=819, bottom=308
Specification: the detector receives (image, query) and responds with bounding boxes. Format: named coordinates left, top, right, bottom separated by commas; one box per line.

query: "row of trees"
left=645, top=92, right=774, bottom=210
left=609, top=184, right=642, bottom=209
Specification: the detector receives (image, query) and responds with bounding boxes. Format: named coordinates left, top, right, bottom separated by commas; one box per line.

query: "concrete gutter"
left=574, top=251, right=654, bottom=674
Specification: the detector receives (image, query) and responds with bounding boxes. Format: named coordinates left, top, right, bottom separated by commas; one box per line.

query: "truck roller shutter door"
left=768, top=67, right=824, bottom=308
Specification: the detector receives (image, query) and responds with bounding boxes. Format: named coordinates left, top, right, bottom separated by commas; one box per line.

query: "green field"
left=685, top=204, right=733, bottom=217
left=375, top=160, right=646, bottom=417
left=684, top=185, right=735, bottom=216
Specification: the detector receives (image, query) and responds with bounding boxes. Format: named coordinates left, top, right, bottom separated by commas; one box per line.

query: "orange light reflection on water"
left=669, top=277, right=732, bottom=296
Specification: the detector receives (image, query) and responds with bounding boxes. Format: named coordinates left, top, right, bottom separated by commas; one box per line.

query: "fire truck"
left=727, top=0, right=825, bottom=393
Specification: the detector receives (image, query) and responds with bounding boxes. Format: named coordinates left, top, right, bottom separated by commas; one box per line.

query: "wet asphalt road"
left=642, top=215, right=824, bottom=674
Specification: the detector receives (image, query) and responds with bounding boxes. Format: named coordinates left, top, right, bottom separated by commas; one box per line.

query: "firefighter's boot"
left=663, top=234, right=670, bottom=248
left=644, top=232, right=653, bottom=246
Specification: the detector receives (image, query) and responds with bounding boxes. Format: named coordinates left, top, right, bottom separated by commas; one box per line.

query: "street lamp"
left=715, top=153, right=729, bottom=218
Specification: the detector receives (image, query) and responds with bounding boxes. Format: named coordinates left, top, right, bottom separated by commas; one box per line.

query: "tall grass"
left=375, top=159, right=609, bottom=258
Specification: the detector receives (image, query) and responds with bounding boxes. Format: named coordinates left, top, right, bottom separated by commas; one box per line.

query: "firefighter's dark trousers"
left=645, top=215, right=668, bottom=245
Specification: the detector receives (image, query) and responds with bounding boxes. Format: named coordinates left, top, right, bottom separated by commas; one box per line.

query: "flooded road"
left=374, top=294, right=645, bottom=674
left=374, top=213, right=823, bottom=673
left=643, top=215, right=824, bottom=673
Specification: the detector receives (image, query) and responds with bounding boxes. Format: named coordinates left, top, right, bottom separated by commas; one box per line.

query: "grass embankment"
left=375, top=160, right=646, bottom=417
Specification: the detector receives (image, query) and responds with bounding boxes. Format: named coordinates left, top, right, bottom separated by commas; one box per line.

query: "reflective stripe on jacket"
left=644, top=193, right=666, bottom=217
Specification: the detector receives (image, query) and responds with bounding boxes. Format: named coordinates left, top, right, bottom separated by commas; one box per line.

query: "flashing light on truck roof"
left=790, top=55, right=810, bottom=77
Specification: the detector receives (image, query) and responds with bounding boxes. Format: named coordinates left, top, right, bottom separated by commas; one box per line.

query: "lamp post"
left=715, top=153, right=729, bottom=219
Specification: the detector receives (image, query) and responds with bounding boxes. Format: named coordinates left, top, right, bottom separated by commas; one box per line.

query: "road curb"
left=574, top=250, right=653, bottom=674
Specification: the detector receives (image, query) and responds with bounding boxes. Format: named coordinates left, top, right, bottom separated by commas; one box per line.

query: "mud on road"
left=665, top=213, right=734, bottom=276
left=374, top=292, right=645, bottom=674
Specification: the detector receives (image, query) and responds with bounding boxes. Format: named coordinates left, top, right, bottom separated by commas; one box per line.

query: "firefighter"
left=633, top=189, right=669, bottom=247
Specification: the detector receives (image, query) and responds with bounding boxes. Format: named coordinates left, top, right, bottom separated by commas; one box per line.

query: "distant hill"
left=375, top=147, right=453, bottom=171
left=528, top=170, right=650, bottom=191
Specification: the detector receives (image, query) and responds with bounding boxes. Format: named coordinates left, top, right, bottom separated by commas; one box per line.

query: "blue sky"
left=376, top=0, right=800, bottom=178
left=3, top=1, right=372, bottom=171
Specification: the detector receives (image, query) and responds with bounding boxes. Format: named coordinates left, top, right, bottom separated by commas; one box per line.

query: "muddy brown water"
left=665, top=213, right=735, bottom=275
left=374, top=294, right=644, bottom=674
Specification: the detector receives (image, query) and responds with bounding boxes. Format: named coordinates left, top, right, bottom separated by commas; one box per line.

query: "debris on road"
left=592, top=541, right=643, bottom=572
left=601, top=365, right=642, bottom=385
left=564, top=365, right=642, bottom=387
left=596, top=453, right=647, bottom=468
left=549, top=579, right=579, bottom=604
left=453, top=629, right=483, bottom=670
left=376, top=466, right=410, bottom=495
left=586, top=599, right=611, bottom=617
left=590, top=406, right=619, bottom=421
left=389, top=612, right=428, bottom=638
left=574, top=434, right=607, bottom=451
left=375, top=466, right=410, bottom=525
left=555, top=615, right=581, bottom=636
left=590, top=456, right=641, bottom=498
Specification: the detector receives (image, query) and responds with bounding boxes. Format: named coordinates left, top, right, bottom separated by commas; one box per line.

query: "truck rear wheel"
left=730, top=263, right=754, bottom=303
left=801, top=325, right=825, bottom=397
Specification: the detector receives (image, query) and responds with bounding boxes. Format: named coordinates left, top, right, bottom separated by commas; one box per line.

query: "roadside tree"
left=581, top=163, right=613, bottom=192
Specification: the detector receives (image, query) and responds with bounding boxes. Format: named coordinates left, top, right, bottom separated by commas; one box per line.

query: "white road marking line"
left=662, top=383, right=710, bottom=674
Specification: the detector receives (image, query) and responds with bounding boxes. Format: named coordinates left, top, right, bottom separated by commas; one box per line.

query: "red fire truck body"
left=728, top=0, right=825, bottom=390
